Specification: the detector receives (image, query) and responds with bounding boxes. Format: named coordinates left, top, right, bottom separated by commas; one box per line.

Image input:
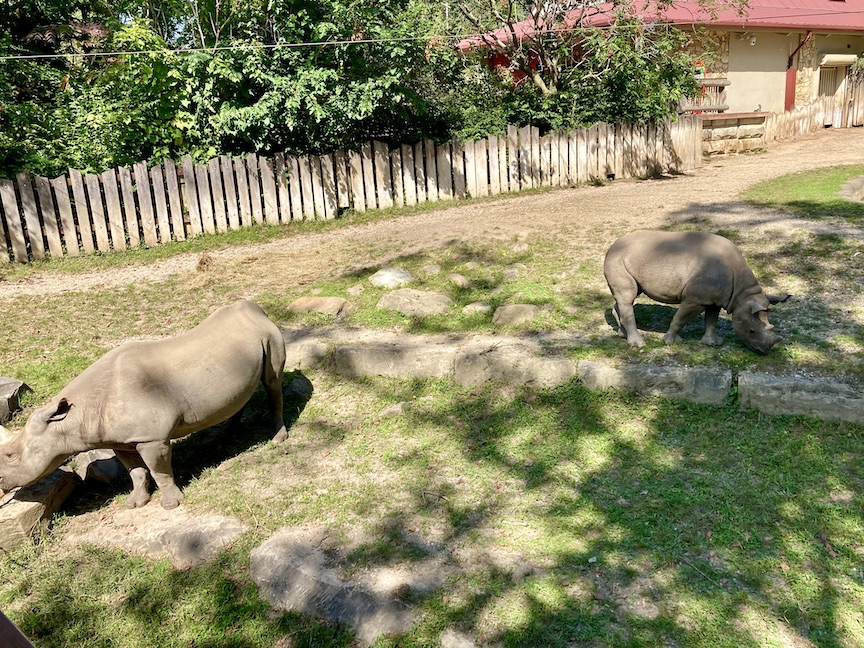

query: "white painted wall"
left=726, top=32, right=791, bottom=113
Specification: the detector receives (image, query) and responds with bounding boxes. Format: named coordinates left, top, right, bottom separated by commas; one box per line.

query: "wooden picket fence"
left=0, top=117, right=703, bottom=264
left=765, top=83, right=864, bottom=141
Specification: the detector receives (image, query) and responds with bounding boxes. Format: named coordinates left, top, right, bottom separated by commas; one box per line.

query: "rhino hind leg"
left=614, top=300, right=645, bottom=347
left=263, top=339, right=288, bottom=443
left=115, top=449, right=153, bottom=508
left=137, top=440, right=184, bottom=510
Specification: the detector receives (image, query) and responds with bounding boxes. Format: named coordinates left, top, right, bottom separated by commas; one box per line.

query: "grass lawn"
left=1, top=166, right=863, bottom=647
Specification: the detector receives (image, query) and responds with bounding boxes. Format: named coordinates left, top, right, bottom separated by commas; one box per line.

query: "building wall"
left=727, top=32, right=792, bottom=112
left=796, top=34, right=864, bottom=104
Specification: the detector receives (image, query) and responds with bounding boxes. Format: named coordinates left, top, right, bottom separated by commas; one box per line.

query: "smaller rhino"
left=0, top=300, right=288, bottom=509
left=603, top=230, right=787, bottom=353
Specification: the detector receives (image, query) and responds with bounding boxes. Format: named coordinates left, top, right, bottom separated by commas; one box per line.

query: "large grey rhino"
left=604, top=230, right=787, bottom=353
left=0, top=300, right=288, bottom=509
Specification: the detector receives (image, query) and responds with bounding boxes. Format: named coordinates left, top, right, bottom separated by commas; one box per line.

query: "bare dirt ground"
left=1, top=127, right=863, bottom=301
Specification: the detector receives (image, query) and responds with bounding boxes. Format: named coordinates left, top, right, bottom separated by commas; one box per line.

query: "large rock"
left=578, top=360, right=732, bottom=405
left=369, top=267, right=414, bottom=288
left=492, top=304, right=540, bottom=327
left=251, top=528, right=416, bottom=646
left=738, top=371, right=864, bottom=424
left=377, top=289, right=452, bottom=318
left=74, top=449, right=126, bottom=484
left=0, top=378, right=30, bottom=424
left=455, top=338, right=577, bottom=388
left=0, top=467, right=80, bottom=550
left=289, top=296, right=355, bottom=319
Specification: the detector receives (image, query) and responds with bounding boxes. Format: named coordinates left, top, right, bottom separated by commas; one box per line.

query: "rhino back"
left=60, top=300, right=280, bottom=445
left=605, top=231, right=755, bottom=306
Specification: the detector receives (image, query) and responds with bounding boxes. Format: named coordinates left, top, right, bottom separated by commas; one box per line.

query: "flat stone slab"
left=335, top=339, right=458, bottom=379
left=251, top=528, right=417, bottom=646
left=455, top=337, right=577, bottom=388
left=377, top=289, right=452, bottom=317
left=578, top=360, right=732, bottom=405
left=492, top=304, right=541, bottom=327
left=65, top=506, right=247, bottom=569
left=0, top=467, right=80, bottom=550
left=0, top=378, right=30, bottom=424
left=738, top=371, right=864, bottom=424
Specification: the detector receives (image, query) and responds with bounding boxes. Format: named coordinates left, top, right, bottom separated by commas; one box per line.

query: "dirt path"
left=1, top=128, right=862, bottom=300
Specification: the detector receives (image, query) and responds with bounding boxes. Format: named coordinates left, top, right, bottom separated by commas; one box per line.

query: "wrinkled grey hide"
left=0, top=300, right=287, bottom=509
left=603, top=230, right=785, bottom=353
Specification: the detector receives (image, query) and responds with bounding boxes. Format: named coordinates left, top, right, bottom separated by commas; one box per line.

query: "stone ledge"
left=738, top=371, right=864, bottom=425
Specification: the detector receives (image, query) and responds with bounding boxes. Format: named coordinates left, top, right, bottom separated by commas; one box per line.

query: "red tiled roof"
left=458, top=0, right=864, bottom=51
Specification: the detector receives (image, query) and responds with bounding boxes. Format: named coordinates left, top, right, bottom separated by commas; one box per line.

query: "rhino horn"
left=0, top=424, right=13, bottom=444
left=757, top=311, right=774, bottom=329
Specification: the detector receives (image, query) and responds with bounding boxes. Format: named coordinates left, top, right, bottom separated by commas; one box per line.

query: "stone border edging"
left=282, top=326, right=864, bottom=425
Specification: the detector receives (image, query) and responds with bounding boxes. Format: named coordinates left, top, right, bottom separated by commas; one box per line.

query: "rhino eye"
left=3, top=451, right=20, bottom=465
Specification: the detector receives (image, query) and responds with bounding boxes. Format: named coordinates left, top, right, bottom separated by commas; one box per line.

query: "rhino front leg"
left=136, top=440, right=184, bottom=510
left=664, top=302, right=705, bottom=345
left=115, top=449, right=152, bottom=508
left=701, top=305, right=722, bottom=346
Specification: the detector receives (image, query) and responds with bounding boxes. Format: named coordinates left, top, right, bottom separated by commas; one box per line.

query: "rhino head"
left=0, top=398, right=78, bottom=493
left=730, top=297, right=782, bottom=354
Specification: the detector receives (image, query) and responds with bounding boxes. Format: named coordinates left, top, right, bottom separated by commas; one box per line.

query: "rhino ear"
left=45, top=398, right=73, bottom=423
left=750, top=302, right=768, bottom=315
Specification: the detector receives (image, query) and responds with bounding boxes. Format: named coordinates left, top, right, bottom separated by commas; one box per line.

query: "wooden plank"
left=566, top=130, right=577, bottom=185
left=507, top=125, right=519, bottom=190
left=464, top=139, right=477, bottom=197
left=233, top=157, right=251, bottom=227
left=298, top=155, right=316, bottom=219
left=180, top=157, right=202, bottom=236
left=361, top=143, right=376, bottom=210
left=578, top=127, right=590, bottom=183
left=258, top=156, right=279, bottom=225
left=519, top=125, right=532, bottom=189
left=401, top=144, right=417, bottom=206
left=451, top=138, right=465, bottom=200
left=498, top=135, right=509, bottom=192
left=207, top=158, right=228, bottom=232
left=348, top=150, right=365, bottom=213
left=424, top=139, right=438, bottom=202
left=84, top=174, right=110, bottom=252
left=437, top=142, right=452, bottom=200
left=390, top=149, right=404, bottom=207
left=488, top=135, right=500, bottom=195
left=414, top=142, right=427, bottom=203
left=163, top=159, right=185, bottom=240
left=0, top=179, right=28, bottom=261
left=0, top=184, right=9, bottom=261
left=539, top=134, right=551, bottom=186
left=34, top=176, right=64, bottom=257
left=119, top=167, right=139, bottom=247
left=273, top=153, right=290, bottom=222
left=309, top=156, right=326, bottom=218
left=194, top=164, right=215, bottom=234
left=132, top=162, right=157, bottom=246
left=246, top=154, right=263, bottom=224
left=372, top=141, right=393, bottom=209
left=50, top=175, right=78, bottom=256
left=149, top=164, right=171, bottom=243
left=16, top=173, right=45, bottom=259
left=475, top=139, right=489, bottom=197
left=321, top=154, right=337, bottom=219
left=285, top=155, right=303, bottom=221
left=550, top=133, right=560, bottom=187
left=613, top=124, right=624, bottom=179
left=100, top=169, right=126, bottom=250
left=219, top=156, right=239, bottom=230
left=69, top=169, right=95, bottom=253
left=531, top=127, right=541, bottom=187
left=334, top=151, right=351, bottom=210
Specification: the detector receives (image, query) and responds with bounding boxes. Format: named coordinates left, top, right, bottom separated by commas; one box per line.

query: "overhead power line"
left=1, top=7, right=863, bottom=62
